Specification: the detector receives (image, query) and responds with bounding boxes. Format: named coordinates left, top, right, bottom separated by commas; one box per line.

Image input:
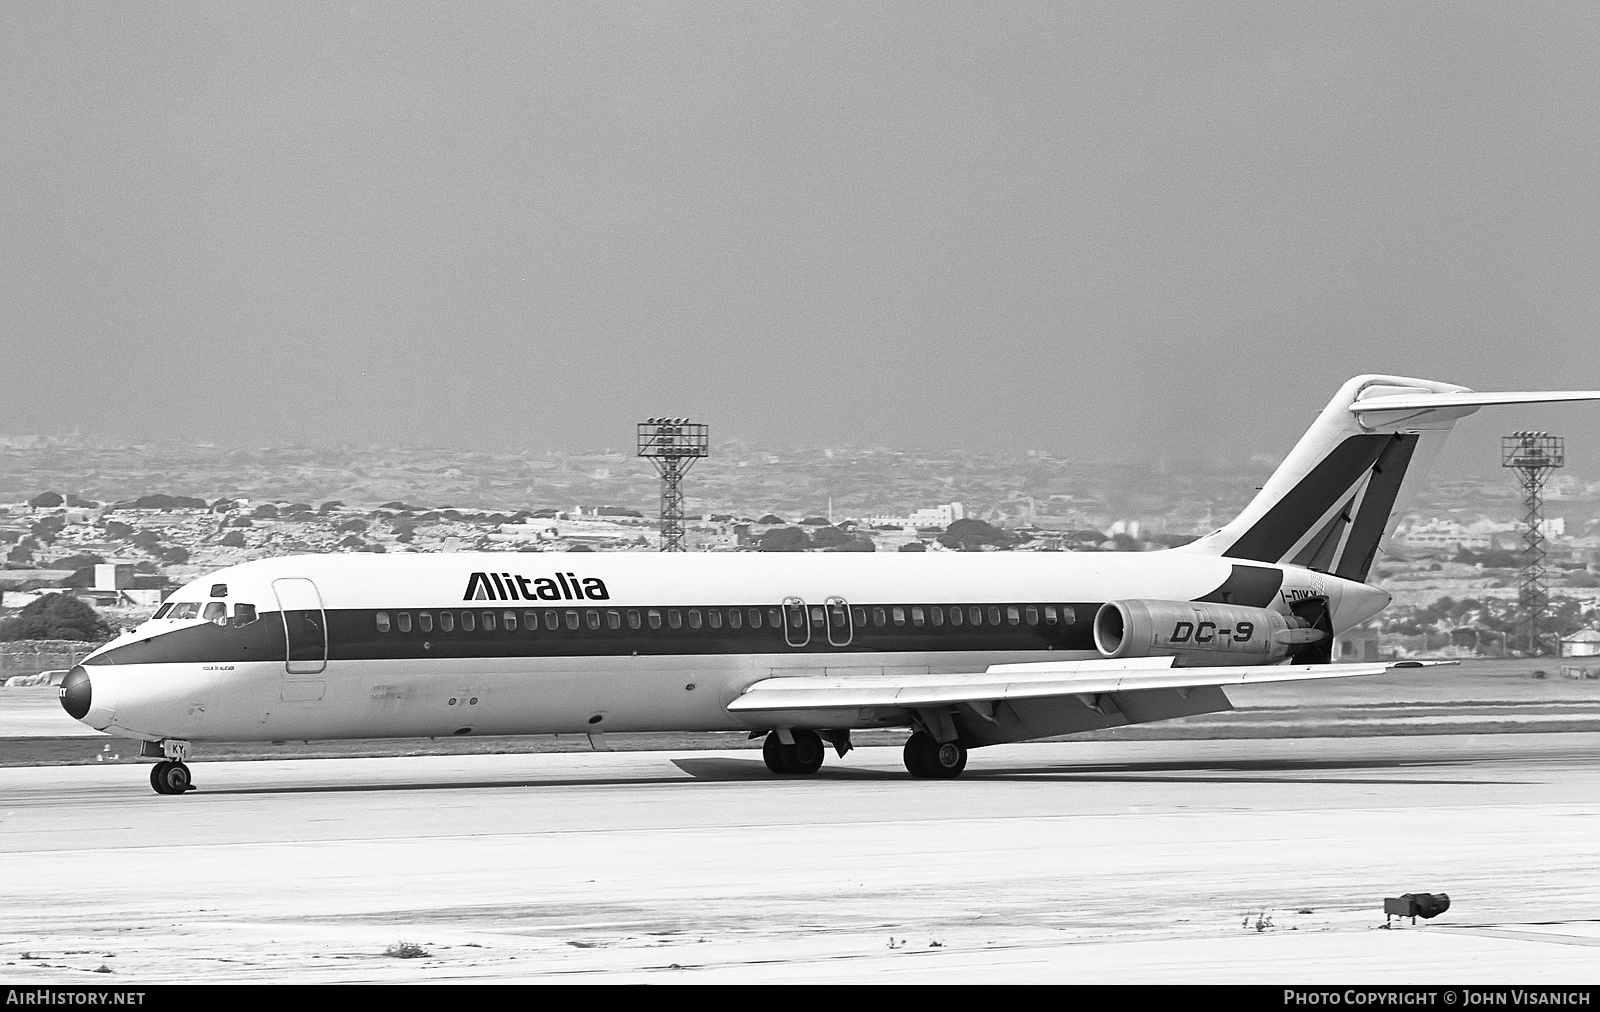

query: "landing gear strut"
left=903, top=732, right=967, bottom=779
left=762, top=729, right=825, bottom=775
left=149, top=760, right=194, bottom=795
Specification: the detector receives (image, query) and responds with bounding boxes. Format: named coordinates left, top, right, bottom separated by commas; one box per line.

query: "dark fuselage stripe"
left=90, top=602, right=1106, bottom=666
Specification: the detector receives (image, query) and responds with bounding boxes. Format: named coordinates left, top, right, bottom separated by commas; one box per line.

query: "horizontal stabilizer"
left=1350, top=389, right=1600, bottom=428
left=726, top=657, right=1453, bottom=714
left=1179, top=375, right=1600, bottom=583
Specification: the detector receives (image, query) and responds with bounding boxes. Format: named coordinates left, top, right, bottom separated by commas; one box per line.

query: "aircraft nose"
left=59, top=666, right=92, bottom=720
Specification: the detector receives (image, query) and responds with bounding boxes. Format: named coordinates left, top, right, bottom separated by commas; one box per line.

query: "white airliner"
left=60, top=375, right=1600, bottom=794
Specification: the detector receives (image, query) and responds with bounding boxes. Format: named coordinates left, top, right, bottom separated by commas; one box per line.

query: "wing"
left=726, top=656, right=1450, bottom=715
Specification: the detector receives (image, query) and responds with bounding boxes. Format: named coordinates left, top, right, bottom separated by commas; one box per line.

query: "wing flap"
left=725, top=658, right=1449, bottom=714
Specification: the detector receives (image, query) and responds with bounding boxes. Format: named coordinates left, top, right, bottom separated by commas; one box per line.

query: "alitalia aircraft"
left=60, top=375, right=1600, bottom=794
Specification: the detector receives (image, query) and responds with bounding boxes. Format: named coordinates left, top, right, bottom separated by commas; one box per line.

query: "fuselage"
left=66, top=549, right=1389, bottom=744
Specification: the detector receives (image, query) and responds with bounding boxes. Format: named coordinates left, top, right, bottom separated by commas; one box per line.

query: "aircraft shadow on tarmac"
left=192, top=753, right=1530, bottom=795
left=670, top=756, right=1515, bottom=787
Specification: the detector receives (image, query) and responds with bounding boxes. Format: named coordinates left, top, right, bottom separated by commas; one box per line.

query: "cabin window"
left=154, top=603, right=173, bottom=619
left=911, top=607, right=925, bottom=627
left=503, top=610, right=517, bottom=631
left=481, top=611, right=495, bottom=632
left=607, top=610, right=622, bottom=630
left=1060, top=605, right=1076, bottom=625
left=1025, top=606, right=1039, bottom=625
left=930, top=606, right=943, bottom=626
left=565, top=610, right=580, bottom=630
left=728, top=609, right=742, bottom=629
left=748, top=609, right=762, bottom=629
left=768, top=607, right=783, bottom=628
left=668, top=609, right=682, bottom=630
left=988, top=607, right=1002, bottom=626
left=852, top=607, right=866, bottom=626
left=397, top=612, right=412, bottom=633
left=789, top=608, right=805, bottom=630
left=233, top=603, right=257, bottom=627
left=440, top=611, right=455, bottom=632
left=688, top=610, right=702, bottom=630
left=892, top=607, right=905, bottom=627
left=544, top=611, right=558, bottom=631
left=949, top=606, right=962, bottom=627
left=376, top=612, right=391, bottom=633
left=968, top=607, right=982, bottom=626
left=708, top=609, right=722, bottom=629
left=873, top=607, right=886, bottom=626
left=648, top=609, right=662, bottom=630
left=809, top=606, right=824, bottom=627
left=829, top=605, right=846, bottom=629
left=202, top=601, right=227, bottom=623
left=461, top=611, right=476, bottom=632
left=587, top=610, right=600, bottom=630
left=1043, top=605, right=1059, bottom=624
left=628, top=609, right=641, bottom=630
left=419, top=612, right=433, bottom=633
left=524, top=610, right=538, bottom=630
left=1007, top=606, right=1020, bottom=626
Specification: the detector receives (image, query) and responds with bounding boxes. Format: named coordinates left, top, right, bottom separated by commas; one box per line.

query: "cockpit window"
left=202, top=602, right=227, bottom=623
left=233, top=603, right=257, bottom=627
left=153, top=603, right=173, bottom=619
left=169, top=602, right=201, bottom=620
left=210, top=584, right=228, bottom=598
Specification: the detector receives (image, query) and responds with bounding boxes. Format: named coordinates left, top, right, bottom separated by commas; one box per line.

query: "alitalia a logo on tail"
left=464, top=571, right=610, bottom=602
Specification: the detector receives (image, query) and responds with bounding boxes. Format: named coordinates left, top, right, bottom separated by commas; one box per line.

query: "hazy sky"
left=4, top=3, right=1599, bottom=477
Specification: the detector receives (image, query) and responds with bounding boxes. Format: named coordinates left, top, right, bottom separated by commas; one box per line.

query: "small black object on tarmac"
left=1384, top=892, right=1450, bottom=925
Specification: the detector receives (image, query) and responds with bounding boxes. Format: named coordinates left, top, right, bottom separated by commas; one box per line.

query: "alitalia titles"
left=464, top=571, right=609, bottom=602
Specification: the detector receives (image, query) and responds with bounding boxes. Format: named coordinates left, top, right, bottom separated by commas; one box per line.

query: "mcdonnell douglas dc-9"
left=59, top=375, right=1600, bottom=794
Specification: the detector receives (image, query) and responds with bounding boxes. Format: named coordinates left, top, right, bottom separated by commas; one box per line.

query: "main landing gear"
left=762, top=729, right=826, bottom=775
left=902, top=731, right=967, bottom=779
left=149, top=761, right=194, bottom=795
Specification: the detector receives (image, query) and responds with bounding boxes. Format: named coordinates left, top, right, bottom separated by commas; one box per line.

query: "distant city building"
left=865, top=502, right=964, bottom=530
left=1392, top=517, right=1543, bottom=551
left=1560, top=629, right=1600, bottom=658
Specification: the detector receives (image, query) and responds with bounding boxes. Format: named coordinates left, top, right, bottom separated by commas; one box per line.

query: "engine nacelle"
left=1092, top=599, right=1324, bottom=666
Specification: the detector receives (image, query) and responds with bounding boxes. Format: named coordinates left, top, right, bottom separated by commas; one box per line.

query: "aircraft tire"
left=761, top=730, right=826, bottom=775
left=787, top=730, right=825, bottom=775
left=150, top=761, right=193, bottom=795
left=761, top=732, right=788, bottom=773
left=904, top=733, right=966, bottom=779
left=903, top=733, right=934, bottom=778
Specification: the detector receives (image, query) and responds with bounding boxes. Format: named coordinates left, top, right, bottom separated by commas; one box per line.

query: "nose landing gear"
left=141, top=739, right=195, bottom=795
left=149, top=760, right=194, bottom=795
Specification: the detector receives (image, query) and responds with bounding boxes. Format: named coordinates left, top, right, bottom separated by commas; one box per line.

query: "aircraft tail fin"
left=1177, top=375, right=1600, bottom=582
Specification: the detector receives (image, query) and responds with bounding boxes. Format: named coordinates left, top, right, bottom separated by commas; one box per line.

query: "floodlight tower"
left=638, top=418, right=708, bottom=552
left=1501, top=431, right=1564, bottom=655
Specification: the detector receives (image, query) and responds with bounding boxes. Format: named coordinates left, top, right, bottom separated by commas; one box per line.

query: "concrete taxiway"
left=3, top=733, right=1599, bottom=983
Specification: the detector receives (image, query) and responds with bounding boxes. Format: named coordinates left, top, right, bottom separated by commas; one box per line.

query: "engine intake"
left=1093, top=599, right=1322, bottom=666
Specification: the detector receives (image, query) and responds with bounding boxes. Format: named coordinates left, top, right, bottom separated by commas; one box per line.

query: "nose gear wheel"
left=150, top=761, right=194, bottom=795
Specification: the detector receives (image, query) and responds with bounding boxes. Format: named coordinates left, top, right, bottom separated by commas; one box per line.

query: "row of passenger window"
left=374, top=604, right=1077, bottom=635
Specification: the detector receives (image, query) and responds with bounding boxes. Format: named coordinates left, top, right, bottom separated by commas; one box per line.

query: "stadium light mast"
left=1501, top=431, right=1564, bottom=656
left=638, top=418, right=709, bottom=552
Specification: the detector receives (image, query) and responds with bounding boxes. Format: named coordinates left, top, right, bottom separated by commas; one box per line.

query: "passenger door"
left=273, top=578, right=328, bottom=675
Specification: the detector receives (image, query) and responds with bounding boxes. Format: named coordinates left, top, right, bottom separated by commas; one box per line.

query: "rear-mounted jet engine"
left=1092, top=599, right=1324, bottom=666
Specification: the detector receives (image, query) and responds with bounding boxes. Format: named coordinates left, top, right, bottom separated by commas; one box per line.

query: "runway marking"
left=1434, top=925, right=1600, bottom=948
